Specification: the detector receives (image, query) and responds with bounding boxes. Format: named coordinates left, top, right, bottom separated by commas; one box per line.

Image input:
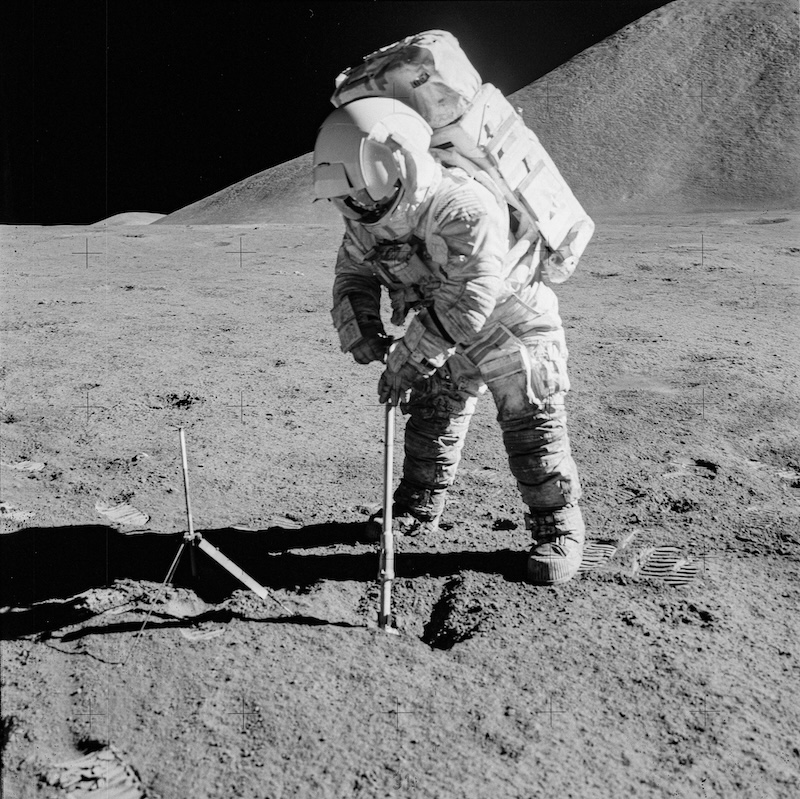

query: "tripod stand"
left=170, top=427, right=289, bottom=610
left=120, top=428, right=288, bottom=666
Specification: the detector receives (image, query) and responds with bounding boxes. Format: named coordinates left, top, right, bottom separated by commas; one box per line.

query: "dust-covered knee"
left=480, top=338, right=571, bottom=422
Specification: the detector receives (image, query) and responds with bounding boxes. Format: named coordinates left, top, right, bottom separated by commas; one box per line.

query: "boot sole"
left=526, top=555, right=582, bottom=585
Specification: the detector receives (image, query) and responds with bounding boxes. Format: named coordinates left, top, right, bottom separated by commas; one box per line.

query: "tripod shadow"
left=0, top=522, right=527, bottom=638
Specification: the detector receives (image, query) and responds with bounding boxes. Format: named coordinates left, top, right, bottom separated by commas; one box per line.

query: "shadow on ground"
left=0, top=523, right=527, bottom=638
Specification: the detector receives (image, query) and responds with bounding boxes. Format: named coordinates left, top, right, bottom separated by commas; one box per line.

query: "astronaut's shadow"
left=0, top=522, right=527, bottom=637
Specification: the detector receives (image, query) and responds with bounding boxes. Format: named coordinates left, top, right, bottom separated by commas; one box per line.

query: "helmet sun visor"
left=331, top=185, right=400, bottom=223
left=359, top=138, right=400, bottom=202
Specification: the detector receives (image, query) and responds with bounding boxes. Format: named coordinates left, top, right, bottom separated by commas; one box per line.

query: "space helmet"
left=312, top=97, right=434, bottom=226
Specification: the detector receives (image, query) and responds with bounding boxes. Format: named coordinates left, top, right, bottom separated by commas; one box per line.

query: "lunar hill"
left=157, top=0, right=799, bottom=226
left=91, top=212, right=166, bottom=226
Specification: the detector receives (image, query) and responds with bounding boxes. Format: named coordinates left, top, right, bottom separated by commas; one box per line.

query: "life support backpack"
left=331, top=30, right=594, bottom=284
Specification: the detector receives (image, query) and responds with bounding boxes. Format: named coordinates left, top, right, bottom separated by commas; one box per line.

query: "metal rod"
left=178, top=427, right=198, bottom=578
left=378, top=403, right=396, bottom=630
left=120, top=541, right=187, bottom=666
left=196, top=538, right=290, bottom=612
left=178, top=427, right=287, bottom=612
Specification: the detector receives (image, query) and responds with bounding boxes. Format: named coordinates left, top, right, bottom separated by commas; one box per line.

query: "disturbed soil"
left=1, top=210, right=799, bottom=798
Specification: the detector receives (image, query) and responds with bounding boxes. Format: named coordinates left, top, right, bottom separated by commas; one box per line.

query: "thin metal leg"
left=378, top=403, right=396, bottom=631
left=179, top=427, right=198, bottom=579
left=120, top=541, right=186, bottom=667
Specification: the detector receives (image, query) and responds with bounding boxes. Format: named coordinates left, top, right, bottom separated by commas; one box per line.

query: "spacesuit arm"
left=331, top=223, right=385, bottom=352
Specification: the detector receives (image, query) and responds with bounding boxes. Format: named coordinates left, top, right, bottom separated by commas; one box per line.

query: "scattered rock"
left=2, top=460, right=45, bottom=472
left=0, top=502, right=36, bottom=530
left=94, top=500, right=149, bottom=527
left=659, top=600, right=716, bottom=627
left=491, top=518, right=517, bottom=531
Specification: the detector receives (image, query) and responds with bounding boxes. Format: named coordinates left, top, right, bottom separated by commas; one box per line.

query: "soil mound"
left=156, top=153, right=339, bottom=226
left=91, top=212, right=166, bottom=226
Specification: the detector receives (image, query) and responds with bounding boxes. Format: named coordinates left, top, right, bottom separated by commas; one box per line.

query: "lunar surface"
left=2, top=1, right=798, bottom=798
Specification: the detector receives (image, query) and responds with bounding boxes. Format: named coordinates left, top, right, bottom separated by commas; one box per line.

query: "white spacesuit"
left=313, top=98, right=585, bottom=585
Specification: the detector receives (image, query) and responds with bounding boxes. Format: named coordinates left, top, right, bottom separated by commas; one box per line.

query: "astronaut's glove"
left=331, top=295, right=389, bottom=363
left=377, top=339, right=436, bottom=406
left=350, top=329, right=391, bottom=365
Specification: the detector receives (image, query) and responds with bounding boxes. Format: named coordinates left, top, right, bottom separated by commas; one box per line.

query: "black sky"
left=2, top=1, right=670, bottom=224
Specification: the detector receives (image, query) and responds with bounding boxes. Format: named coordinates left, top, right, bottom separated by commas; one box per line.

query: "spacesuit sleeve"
left=331, top=222, right=385, bottom=347
left=427, top=186, right=506, bottom=345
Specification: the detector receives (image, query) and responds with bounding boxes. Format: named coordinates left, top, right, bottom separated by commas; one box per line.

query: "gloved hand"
left=378, top=361, right=423, bottom=405
left=350, top=331, right=391, bottom=365
left=377, top=339, right=434, bottom=405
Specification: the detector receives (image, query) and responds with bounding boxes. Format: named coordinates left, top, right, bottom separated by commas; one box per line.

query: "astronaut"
left=313, top=97, right=585, bottom=585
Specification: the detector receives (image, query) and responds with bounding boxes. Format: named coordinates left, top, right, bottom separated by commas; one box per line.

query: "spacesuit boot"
left=367, top=509, right=441, bottom=539
left=393, top=480, right=445, bottom=534
left=367, top=480, right=444, bottom=538
left=525, top=505, right=585, bottom=585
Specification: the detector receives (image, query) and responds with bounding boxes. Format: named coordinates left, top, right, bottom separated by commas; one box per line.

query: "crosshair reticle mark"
left=386, top=696, right=415, bottom=732
left=695, top=542, right=725, bottom=575
left=72, top=237, right=102, bottom=269
left=677, top=233, right=711, bottom=268
left=71, top=388, right=107, bottom=424
left=364, top=696, right=416, bottom=734
left=691, top=694, right=723, bottom=728
left=686, top=81, right=718, bottom=113
left=221, top=390, right=257, bottom=423
left=225, top=236, right=257, bottom=268
left=681, top=386, right=715, bottom=421
left=227, top=697, right=258, bottom=733
left=527, top=80, right=565, bottom=116
left=76, top=698, right=107, bottom=736
left=534, top=696, right=569, bottom=726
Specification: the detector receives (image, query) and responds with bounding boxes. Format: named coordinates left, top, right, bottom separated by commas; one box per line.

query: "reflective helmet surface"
left=313, top=97, right=433, bottom=223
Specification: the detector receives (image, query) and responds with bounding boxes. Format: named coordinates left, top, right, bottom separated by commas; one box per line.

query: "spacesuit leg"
left=395, top=355, right=481, bottom=530
left=477, top=332, right=585, bottom=583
